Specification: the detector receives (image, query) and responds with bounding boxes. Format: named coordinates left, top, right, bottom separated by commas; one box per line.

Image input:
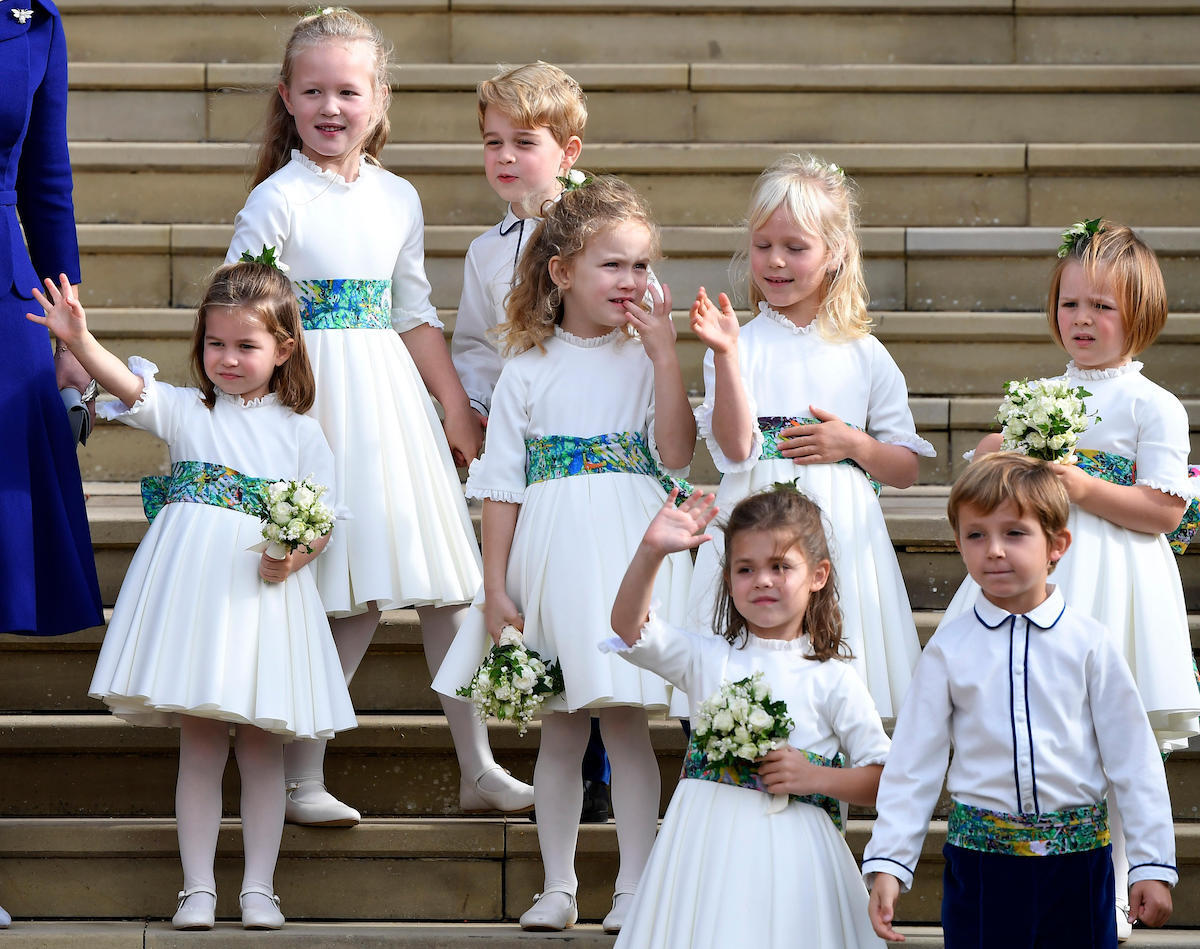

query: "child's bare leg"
left=417, top=603, right=533, bottom=812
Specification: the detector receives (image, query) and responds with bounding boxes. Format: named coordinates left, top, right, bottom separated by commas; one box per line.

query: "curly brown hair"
left=497, top=175, right=660, bottom=356
left=189, top=262, right=315, bottom=414
left=712, top=486, right=849, bottom=661
left=253, top=7, right=392, bottom=187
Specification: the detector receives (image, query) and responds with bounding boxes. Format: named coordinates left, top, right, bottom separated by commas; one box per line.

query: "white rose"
left=513, top=671, right=537, bottom=692
left=270, top=501, right=294, bottom=523
left=712, top=709, right=734, bottom=733
left=736, top=742, right=759, bottom=760
left=493, top=684, right=512, bottom=702
left=498, top=626, right=523, bottom=648
left=566, top=168, right=587, bottom=186
left=748, top=707, right=773, bottom=730
left=292, top=485, right=316, bottom=509
left=732, top=726, right=750, bottom=744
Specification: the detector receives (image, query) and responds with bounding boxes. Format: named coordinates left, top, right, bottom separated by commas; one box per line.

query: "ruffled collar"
left=1064, top=360, right=1142, bottom=382
left=291, top=149, right=368, bottom=186
left=553, top=326, right=625, bottom=348
left=758, top=302, right=816, bottom=335
left=746, top=632, right=813, bottom=652
left=217, top=389, right=279, bottom=410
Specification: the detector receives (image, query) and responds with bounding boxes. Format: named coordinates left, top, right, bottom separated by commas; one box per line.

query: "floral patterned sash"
left=681, top=735, right=845, bottom=830
left=757, top=416, right=882, bottom=496
left=140, top=461, right=271, bottom=525
left=296, top=278, right=392, bottom=330
left=525, top=431, right=692, bottom=504
left=1075, top=450, right=1199, bottom=555
left=947, top=799, right=1109, bottom=857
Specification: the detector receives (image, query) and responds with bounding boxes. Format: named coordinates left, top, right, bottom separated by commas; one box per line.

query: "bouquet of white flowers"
left=997, top=378, right=1098, bottom=465
left=457, top=626, right=565, bottom=736
left=692, top=672, right=794, bottom=771
left=259, top=476, right=335, bottom=560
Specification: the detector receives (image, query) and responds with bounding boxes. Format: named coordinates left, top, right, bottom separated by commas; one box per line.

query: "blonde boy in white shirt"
left=863, top=453, right=1175, bottom=947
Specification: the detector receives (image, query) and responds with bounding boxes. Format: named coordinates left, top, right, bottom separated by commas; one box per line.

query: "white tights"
left=176, top=715, right=284, bottom=895
left=534, top=707, right=659, bottom=898
left=284, top=603, right=500, bottom=788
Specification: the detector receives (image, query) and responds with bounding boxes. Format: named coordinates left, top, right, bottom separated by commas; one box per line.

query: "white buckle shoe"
left=172, top=886, right=216, bottom=930
left=519, top=890, right=577, bottom=931
left=603, top=889, right=636, bottom=934
left=459, top=765, right=534, bottom=814
left=1116, top=898, right=1133, bottom=942
left=284, top=780, right=361, bottom=827
left=240, top=887, right=285, bottom=930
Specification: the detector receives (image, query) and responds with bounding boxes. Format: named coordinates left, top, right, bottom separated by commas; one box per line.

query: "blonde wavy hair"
left=498, top=175, right=660, bottom=356
left=477, top=61, right=587, bottom=146
left=253, top=7, right=392, bottom=187
left=733, top=153, right=871, bottom=341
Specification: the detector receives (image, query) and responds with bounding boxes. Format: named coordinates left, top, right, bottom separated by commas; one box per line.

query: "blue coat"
left=0, top=0, right=101, bottom=636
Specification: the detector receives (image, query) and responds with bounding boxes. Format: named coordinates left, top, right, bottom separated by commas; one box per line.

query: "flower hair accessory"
left=557, top=169, right=593, bottom=192
left=826, top=161, right=845, bottom=178
left=771, top=478, right=804, bottom=495
left=239, top=244, right=290, bottom=274
left=1057, top=218, right=1103, bottom=259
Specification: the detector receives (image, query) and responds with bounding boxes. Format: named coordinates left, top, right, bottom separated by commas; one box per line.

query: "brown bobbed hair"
left=1046, top=219, right=1168, bottom=359
left=253, top=7, right=392, bottom=187
left=713, top=487, right=849, bottom=661
left=190, top=262, right=316, bottom=414
left=948, top=453, right=1070, bottom=556
left=498, top=175, right=660, bottom=356
left=477, top=61, right=587, bottom=146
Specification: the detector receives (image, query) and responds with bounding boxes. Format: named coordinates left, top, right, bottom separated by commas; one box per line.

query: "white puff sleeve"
left=96, top=357, right=191, bottom=447
left=389, top=179, right=441, bottom=332
left=865, top=337, right=936, bottom=458
left=1132, top=386, right=1198, bottom=500
left=464, top=360, right=531, bottom=503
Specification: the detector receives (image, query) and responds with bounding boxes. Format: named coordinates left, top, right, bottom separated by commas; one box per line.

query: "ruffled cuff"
left=694, top=401, right=762, bottom=474
left=597, top=635, right=635, bottom=655
left=1137, top=476, right=1200, bottom=501
left=598, top=607, right=666, bottom=654
left=647, top=428, right=691, bottom=479
left=463, top=458, right=525, bottom=503
left=96, top=356, right=158, bottom=420
left=391, top=305, right=443, bottom=333
left=879, top=432, right=937, bottom=458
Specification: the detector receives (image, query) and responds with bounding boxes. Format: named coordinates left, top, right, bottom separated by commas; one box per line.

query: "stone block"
left=68, top=91, right=206, bottom=142
left=1017, top=14, right=1200, bottom=64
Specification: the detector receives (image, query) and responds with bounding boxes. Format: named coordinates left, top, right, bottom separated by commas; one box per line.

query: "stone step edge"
left=74, top=223, right=1200, bottom=257
left=76, top=307, right=1200, bottom=344
left=66, top=141, right=1200, bottom=174
left=0, top=815, right=1198, bottom=858
left=66, top=62, right=1200, bottom=93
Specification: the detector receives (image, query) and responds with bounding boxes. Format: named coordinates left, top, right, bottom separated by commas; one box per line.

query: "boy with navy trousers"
left=863, top=453, right=1175, bottom=947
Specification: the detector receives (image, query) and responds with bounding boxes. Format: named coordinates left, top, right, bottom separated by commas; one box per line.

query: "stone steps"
left=66, top=140, right=1200, bottom=229
left=67, top=63, right=1200, bottom=146
left=1, top=816, right=1198, bottom=924
left=66, top=222, right=1200, bottom=312
left=55, top=1, right=1200, bottom=66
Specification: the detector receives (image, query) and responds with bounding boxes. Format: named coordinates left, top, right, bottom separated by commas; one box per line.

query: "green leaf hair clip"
left=557, top=169, right=594, bottom=192
left=239, top=244, right=290, bottom=274
left=771, top=478, right=803, bottom=495
left=1057, top=218, right=1103, bottom=259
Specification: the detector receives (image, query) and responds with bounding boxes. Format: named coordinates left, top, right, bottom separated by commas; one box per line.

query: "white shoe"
left=284, top=780, right=361, bottom=827
left=603, top=890, right=636, bottom=934
left=0, top=902, right=10, bottom=928
left=519, top=890, right=577, bottom=931
left=1116, top=898, right=1132, bottom=942
left=240, top=887, right=285, bottom=930
left=459, top=765, right=534, bottom=814
left=172, top=886, right=216, bottom=930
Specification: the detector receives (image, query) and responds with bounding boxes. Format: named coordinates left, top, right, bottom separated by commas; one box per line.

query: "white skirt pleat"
left=306, top=327, right=482, bottom=615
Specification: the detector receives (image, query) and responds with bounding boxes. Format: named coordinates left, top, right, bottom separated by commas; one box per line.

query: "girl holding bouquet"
left=607, top=485, right=890, bottom=949
left=943, top=220, right=1199, bottom=938
left=27, top=262, right=357, bottom=929
left=433, top=176, right=696, bottom=934
left=687, top=154, right=933, bottom=723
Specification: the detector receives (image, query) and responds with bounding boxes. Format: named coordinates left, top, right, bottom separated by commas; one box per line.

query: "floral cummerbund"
left=1075, top=449, right=1199, bottom=555
left=681, top=736, right=845, bottom=829
left=525, top=431, right=691, bottom=503
left=946, top=799, right=1109, bottom=857
left=296, top=278, right=392, bottom=331
left=757, top=416, right=882, bottom=496
left=141, top=460, right=271, bottom=525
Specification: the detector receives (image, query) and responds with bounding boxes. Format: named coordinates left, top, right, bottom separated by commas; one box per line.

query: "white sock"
left=235, top=725, right=285, bottom=894
left=533, top=710, right=591, bottom=895
left=599, top=706, right=659, bottom=895
left=417, top=603, right=495, bottom=782
left=176, top=716, right=229, bottom=894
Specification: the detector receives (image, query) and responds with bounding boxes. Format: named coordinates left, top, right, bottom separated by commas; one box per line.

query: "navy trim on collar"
left=973, top=587, right=1066, bottom=631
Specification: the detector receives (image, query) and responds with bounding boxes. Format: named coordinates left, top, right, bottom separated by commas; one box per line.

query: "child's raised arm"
left=691, top=287, right=755, bottom=464
left=26, top=274, right=145, bottom=409
left=610, top=490, right=716, bottom=645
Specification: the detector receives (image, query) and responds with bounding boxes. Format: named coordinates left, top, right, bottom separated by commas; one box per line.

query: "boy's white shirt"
left=451, top=199, right=664, bottom=416
left=861, top=586, right=1178, bottom=892
left=452, top=205, right=534, bottom=415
